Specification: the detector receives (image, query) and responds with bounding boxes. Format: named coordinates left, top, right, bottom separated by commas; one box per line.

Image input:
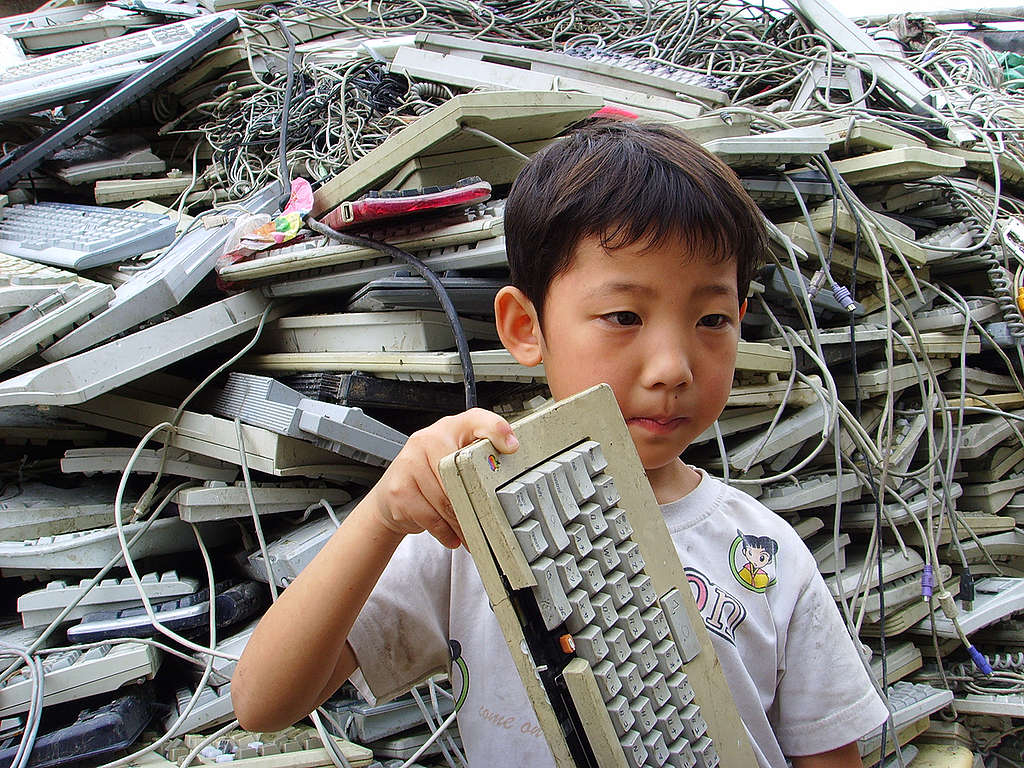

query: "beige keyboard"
left=439, top=383, right=755, bottom=768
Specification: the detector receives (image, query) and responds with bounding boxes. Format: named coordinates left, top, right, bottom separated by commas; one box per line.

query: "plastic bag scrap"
left=216, top=178, right=314, bottom=273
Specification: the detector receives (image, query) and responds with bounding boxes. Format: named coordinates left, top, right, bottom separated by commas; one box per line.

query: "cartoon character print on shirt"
left=730, top=529, right=778, bottom=593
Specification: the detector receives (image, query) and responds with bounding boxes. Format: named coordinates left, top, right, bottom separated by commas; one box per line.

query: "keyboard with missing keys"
left=439, top=384, right=755, bottom=768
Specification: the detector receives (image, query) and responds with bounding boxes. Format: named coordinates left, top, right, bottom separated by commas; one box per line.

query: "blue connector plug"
left=969, top=646, right=993, bottom=675
left=921, top=564, right=934, bottom=601
left=832, top=283, right=857, bottom=312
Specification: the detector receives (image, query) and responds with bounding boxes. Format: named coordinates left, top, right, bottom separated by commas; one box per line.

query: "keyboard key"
left=618, top=660, right=644, bottom=698
left=667, top=738, right=697, bottom=768
left=644, top=671, right=671, bottom=710
left=630, top=695, right=657, bottom=733
left=629, top=638, right=658, bottom=676
left=605, top=627, right=631, bottom=664
left=79, top=645, right=109, bottom=662
left=496, top=481, right=533, bottom=525
left=661, top=588, right=702, bottom=663
left=592, top=536, right=621, bottom=573
left=513, top=520, right=547, bottom=562
left=577, top=440, right=608, bottom=474
left=606, top=571, right=634, bottom=608
left=521, top=471, right=570, bottom=554
left=641, top=605, right=670, bottom=641
left=607, top=695, right=636, bottom=737
left=592, top=473, right=621, bottom=509
left=530, top=557, right=572, bottom=629
left=565, top=524, right=594, bottom=559
left=578, top=557, right=605, bottom=594
left=642, top=730, right=670, bottom=767
left=679, top=704, right=708, bottom=741
left=540, top=462, right=582, bottom=523
left=630, top=574, right=657, bottom=609
left=617, top=604, right=645, bottom=642
left=579, top=502, right=610, bottom=539
left=591, top=592, right=619, bottom=630
left=605, top=507, right=633, bottom=542
left=553, top=449, right=595, bottom=501
left=617, top=541, right=645, bottom=575
left=666, top=672, right=696, bottom=709
left=620, top=730, right=648, bottom=768
left=565, top=589, right=596, bottom=633
left=554, top=553, right=583, bottom=592
left=593, top=659, right=622, bottom=700
left=691, top=736, right=719, bottom=768
left=573, top=625, right=609, bottom=663
left=654, top=639, right=683, bottom=676
left=656, top=704, right=684, bottom=742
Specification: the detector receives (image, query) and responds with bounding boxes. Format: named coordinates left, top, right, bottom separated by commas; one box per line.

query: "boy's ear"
left=495, top=286, right=544, bottom=367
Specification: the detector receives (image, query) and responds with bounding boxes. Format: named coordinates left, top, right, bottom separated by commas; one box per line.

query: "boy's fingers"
left=413, top=472, right=465, bottom=548
left=457, top=409, right=519, bottom=453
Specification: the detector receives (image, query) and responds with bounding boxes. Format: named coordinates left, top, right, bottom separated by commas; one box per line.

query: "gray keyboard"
left=0, top=17, right=213, bottom=86
left=0, top=13, right=233, bottom=118
left=0, top=641, right=160, bottom=717
left=0, top=202, right=176, bottom=270
left=858, top=682, right=952, bottom=759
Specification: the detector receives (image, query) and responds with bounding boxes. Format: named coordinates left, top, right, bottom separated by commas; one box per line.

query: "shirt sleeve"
left=347, top=532, right=453, bottom=705
left=770, top=568, right=889, bottom=756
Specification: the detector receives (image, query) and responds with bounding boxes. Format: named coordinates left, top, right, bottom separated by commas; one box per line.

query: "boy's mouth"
left=627, top=416, right=686, bottom=435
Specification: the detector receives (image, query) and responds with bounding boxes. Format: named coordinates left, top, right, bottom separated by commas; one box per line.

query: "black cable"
left=306, top=217, right=478, bottom=411
left=271, top=10, right=297, bottom=204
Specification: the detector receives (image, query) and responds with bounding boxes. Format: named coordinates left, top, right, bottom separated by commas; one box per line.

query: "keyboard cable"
left=307, top=217, right=478, bottom=410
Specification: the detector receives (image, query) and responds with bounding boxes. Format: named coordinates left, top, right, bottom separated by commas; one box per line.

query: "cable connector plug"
left=202, top=214, right=233, bottom=229
left=808, top=269, right=827, bottom=300
left=131, top=480, right=160, bottom=523
left=921, top=564, right=934, bottom=602
left=958, top=569, right=975, bottom=612
left=969, top=645, right=993, bottom=675
left=831, top=283, right=857, bottom=312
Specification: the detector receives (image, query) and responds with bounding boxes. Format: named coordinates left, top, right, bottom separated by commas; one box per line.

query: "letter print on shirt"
left=685, top=568, right=747, bottom=645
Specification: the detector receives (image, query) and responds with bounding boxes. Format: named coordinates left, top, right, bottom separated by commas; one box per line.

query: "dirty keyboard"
left=439, top=383, right=755, bottom=768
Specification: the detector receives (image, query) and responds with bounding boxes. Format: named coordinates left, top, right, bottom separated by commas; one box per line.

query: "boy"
left=232, top=121, right=888, bottom=767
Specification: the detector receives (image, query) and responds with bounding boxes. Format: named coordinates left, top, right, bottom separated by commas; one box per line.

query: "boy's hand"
left=367, top=408, right=519, bottom=549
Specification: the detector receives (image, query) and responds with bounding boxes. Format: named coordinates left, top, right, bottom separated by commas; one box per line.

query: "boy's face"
left=537, top=233, right=742, bottom=484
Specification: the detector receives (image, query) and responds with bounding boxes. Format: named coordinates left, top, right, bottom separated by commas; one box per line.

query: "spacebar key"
left=562, top=658, right=629, bottom=768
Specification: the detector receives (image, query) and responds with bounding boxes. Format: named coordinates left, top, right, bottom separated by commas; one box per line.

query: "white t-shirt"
left=348, top=468, right=888, bottom=767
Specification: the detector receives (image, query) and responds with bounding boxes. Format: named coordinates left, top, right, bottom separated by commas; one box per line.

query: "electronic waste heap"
left=3, top=0, right=1024, bottom=765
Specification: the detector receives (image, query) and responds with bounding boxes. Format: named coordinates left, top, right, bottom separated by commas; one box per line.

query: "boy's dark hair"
left=505, top=120, right=767, bottom=322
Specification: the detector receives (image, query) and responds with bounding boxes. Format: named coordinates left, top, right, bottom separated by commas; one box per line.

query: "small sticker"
left=487, top=454, right=500, bottom=471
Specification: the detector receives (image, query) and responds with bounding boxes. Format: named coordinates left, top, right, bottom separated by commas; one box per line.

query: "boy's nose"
left=642, top=337, right=694, bottom=390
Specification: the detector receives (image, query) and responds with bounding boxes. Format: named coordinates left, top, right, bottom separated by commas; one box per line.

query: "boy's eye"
left=605, top=311, right=641, bottom=326
left=699, top=314, right=729, bottom=328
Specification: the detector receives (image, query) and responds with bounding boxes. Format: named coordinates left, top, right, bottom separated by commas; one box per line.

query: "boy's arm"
left=231, top=409, right=519, bottom=732
left=791, top=742, right=863, bottom=768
